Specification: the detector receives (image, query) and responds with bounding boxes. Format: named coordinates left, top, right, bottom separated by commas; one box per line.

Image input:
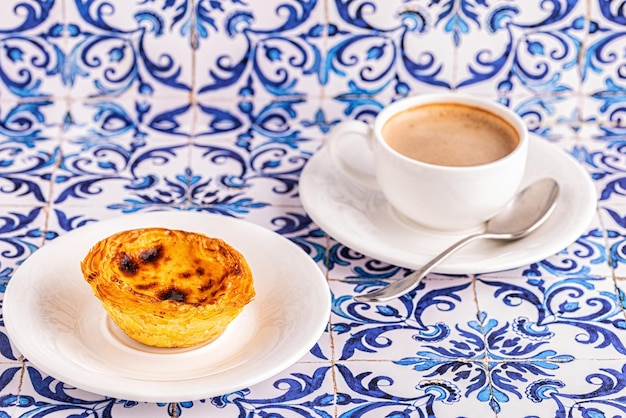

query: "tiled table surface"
left=2, top=1, right=626, bottom=417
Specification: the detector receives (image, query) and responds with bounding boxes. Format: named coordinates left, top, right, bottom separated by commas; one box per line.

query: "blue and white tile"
left=194, top=97, right=326, bottom=151
left=0, top=206, right=49, bottom=283
left=0, top=287, right=23, bottom=361
left=459, top=1, right=585, bottom=97
left=182, top=151, right=266, bottom=214
left=64, top=0, right=193, bottom=99
left=192, top=99, right=247, bottom=140
left=191, top=103, right=324, bottom=209
left=574, top=138, right=626, bottom=210
left=531, top=226, right=609, bottom=277
left=0, top=1, right=63, bottom=34
left=16, top=364, right=171, bottom=418
left=46, top=204, right=108, bottom=237
left=188, top=140, right=285, bottom=214
left=476, top=275, right=626, bottom=360
left=582, top=0, right=626, bottom=99
left=330, top=277, right=479, bottom=362
left=64, top=97, right=194, bottom=141
left=0, top=362, right=23, bottom=417
left=220, top=362, right=335, bottom=418
left=193, top=0, right=325, bottom=101
left=581, top=89, right=626, bottom=129
left=52, top=134, right=189, bottom=210
left=160, top=363, right=336, bottom=418
left=492, top=359, right=626, bottom=418
left=0, top=99, right=67, bottom=142
left=581, top=117, right=626, bottom=149
left=0, top=33, right=65, bottom=99
left=0, top=0, right=65, bottom=100
left=536, top=117, right=587, bottom=143
left=611, top=239, right=626, bottom=277
left=507, top=95, right=583, bottom=141
left=325, top=0, right=454, bottom=98
left=600, top=203, right=626, bottom=277
left=454, top=12, right=516, bottom=94
left=321, top=95, right=384, bottom=137
left=45, top=205, right=188, bottom=243
left=334, top=360, right=497, bottom=417
left=0, top=136, right=59, bottom=206
left=325, top=237, right=418, bottom=282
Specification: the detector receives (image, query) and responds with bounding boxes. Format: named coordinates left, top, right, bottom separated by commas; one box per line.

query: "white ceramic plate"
left=300, top=135, right=597, bottom=274
left=4, top=212, right=330, bottom=402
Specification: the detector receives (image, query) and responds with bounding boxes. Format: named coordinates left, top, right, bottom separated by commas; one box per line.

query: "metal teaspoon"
left=354, top=178, right=560, bottom=303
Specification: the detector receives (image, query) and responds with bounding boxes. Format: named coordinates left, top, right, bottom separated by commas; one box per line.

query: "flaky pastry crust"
left=80, top=227, right=255, bottom=348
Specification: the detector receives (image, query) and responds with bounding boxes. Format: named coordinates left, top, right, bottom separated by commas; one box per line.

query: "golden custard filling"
left=81, top=227, right=255, bottom=348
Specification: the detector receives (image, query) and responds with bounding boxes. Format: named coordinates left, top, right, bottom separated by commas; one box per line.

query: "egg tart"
left=80, top=227, right=255, bottom=348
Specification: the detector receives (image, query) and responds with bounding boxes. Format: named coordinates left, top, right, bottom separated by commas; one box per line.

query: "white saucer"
left=300, top=135, right=596, bottom=274
left=4, top=212, right=330, bottom=402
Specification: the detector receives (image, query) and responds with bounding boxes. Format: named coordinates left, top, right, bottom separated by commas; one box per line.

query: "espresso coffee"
left=382, top=102, right=520, bottom=167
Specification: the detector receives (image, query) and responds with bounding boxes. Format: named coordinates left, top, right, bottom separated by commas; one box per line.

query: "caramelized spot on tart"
left=159, top=288, right=187, bottom=302
left=139, top=245, right=163, bottom=264
left=117, top=253, right=139, bottom=276
left=135, top=282, right=158, bottom=290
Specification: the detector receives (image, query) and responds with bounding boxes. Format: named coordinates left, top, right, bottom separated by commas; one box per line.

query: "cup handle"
left=327, top=120, right=379, bottom=189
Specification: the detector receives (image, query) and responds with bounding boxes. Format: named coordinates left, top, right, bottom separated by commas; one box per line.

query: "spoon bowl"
left=485, top=178, right=560, bottom=238
left=354, top=178, right=560, bottom=303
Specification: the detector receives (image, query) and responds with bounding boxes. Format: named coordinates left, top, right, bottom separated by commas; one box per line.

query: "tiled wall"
left=2, top=0, right=625, bottom=138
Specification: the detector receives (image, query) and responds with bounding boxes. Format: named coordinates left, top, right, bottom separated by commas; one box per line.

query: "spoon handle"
left=354, top=232, right=490, bottom=303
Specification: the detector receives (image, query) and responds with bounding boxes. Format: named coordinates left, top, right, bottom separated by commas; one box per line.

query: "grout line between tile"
left=319, top=205, right=339, bottom=418
left=189, top=0, right=199, bottom=142
left=317, top=222, right=334, bottom=416
left=320, top=0, right=330, bottom=103
left=14, top=361, right=25, bottom=412
left=576, top=0, right=592, bottom=129
left=599, top=202, right=626, bottom=318
left=472, top=272, right=513, bottom=414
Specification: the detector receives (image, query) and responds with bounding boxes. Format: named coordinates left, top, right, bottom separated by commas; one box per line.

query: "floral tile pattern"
left=1, top=0, right=626, bottom=417
left=333, top=360, right=499, bottom=417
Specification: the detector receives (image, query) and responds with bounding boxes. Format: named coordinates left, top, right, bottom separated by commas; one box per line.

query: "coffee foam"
left=382, top=102, right=520, bottom=167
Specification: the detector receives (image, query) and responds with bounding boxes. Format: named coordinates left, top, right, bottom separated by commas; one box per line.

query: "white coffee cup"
left=327, top=93, right=529, bottom=231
